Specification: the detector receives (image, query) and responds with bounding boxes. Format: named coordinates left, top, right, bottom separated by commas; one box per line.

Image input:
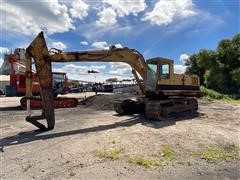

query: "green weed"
left=200, top=86, right=240, bottom=104
left=128, top=156, right=161, bottom=168
left=161, top=145, right=175, bottom=160
left=95, top=148, right=124, bottom=160
left=192, top=144, right=239, bottom=162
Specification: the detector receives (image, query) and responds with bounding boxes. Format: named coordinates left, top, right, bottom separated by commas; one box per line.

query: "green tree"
left=186, top=33, right=240, bottom=95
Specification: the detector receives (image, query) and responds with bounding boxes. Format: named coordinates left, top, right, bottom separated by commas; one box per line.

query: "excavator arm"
left=25, top=31, right=147, bottom=130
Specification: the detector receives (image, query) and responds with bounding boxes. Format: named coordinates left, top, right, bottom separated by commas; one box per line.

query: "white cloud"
left=142, top=0, right=197, bottom=26
left=0, top=47, right=10, bottom=54
left=80, top=41, right=89, bottom=45
left=70, top=0, right=89, bottom=20
left=82, top=24, right=132, bottom=41
left=50, top=42, right=67, bottom=50
left=109, top=62, right=132, bottom=75
left=91, top=41, right=123, bottom=49
left=91, top=41, right=109, bottom=49
left=53, top=63, right=107, bottom=81
left=174, top=64, right=187, bottom=74
left=96, top=7, right=117, bottom=27
left=0, top=58, right=3, bottom=67
left=103, top=0, right=147, bottom=17
left=180, top=53, right=190, bottom=63
left=96, top=0, right=146, bottom=27
left=114, top=44, right=123, bottom=48
left=53, top=63, right=132, bottom=82
left=1, top=0, right=74, bottom=35
left=53, top=64, right=106, bottom=75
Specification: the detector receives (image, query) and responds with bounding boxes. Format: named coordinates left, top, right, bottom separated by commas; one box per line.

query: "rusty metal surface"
left=25, top=54, right=33, bottom=99
left=26, top=32, right=52, bottom=88
left=145, top=98, right=198, bottom=120
left=145, top=100, right=162, bottom=119
left=160, top=90, right=203, bottom=97
left=20, top=97, right=78, bottom=109
left=26, top=32, right=55, bottom=130
left=132, top=69, right=145, bottom=94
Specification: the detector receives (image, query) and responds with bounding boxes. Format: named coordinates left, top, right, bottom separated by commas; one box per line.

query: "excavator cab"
left=146, top=57, right=174, bottom=92
left=146, top=57, right=173, bottom=91
left=145, top=57, right=201, bottom=99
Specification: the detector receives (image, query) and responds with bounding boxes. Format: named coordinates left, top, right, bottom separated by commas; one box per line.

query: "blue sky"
left=0, top=0, right=239, bottom=82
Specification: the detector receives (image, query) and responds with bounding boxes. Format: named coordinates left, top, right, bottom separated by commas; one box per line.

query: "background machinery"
left=25, top=32, right=201, bottom=130
left=0, top=49, right=78, bottom=109
left=2, top=49, right=69, bottom=96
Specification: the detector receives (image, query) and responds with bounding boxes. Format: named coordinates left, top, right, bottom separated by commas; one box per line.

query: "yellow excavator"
left=24, top=32, right=201, bottom=130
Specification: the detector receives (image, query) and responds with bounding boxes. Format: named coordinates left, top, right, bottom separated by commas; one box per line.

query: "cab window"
left=148, top=63, right=157, bottom=74
left=146, top=62, right=157, bottom=89
left=147, top=63, right=157, bottom=81
left=160, top=63, right=170, bottom=78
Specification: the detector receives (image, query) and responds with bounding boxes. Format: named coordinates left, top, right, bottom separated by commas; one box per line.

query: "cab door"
left=146, top=62, right=158, bottom=90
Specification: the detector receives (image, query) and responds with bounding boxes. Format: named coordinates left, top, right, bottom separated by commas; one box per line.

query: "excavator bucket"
left=26, top=32, right=55, bottom=130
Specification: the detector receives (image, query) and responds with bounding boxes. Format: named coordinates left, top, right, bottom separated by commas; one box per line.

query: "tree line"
left=185, top=34, right=240, bottom=96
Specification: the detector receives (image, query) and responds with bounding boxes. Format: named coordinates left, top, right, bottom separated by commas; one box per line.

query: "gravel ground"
left=0, top=93, right=239, bottom=180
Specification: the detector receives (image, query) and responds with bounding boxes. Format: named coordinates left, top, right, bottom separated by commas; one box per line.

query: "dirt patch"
left=80, top=93, right=136, bottom=111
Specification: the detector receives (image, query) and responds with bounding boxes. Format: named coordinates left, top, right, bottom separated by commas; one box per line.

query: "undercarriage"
left=114, top=97, right=198, bottom=119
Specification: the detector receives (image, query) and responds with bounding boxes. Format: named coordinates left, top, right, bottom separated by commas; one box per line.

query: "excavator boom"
left=27, top=32, right=147, bottom=84
left=25, top=32, right=147, bottom=130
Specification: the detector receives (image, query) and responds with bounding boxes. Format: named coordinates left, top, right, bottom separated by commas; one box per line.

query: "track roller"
left=114, top=99, right=145, bottom=115
left=145, top=98, right=198, bottom=120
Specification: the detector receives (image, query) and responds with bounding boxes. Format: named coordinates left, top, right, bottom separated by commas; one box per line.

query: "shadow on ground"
left=0, top=112, right=203, bottom=151
left=0, top=106, right=24, bottom=111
